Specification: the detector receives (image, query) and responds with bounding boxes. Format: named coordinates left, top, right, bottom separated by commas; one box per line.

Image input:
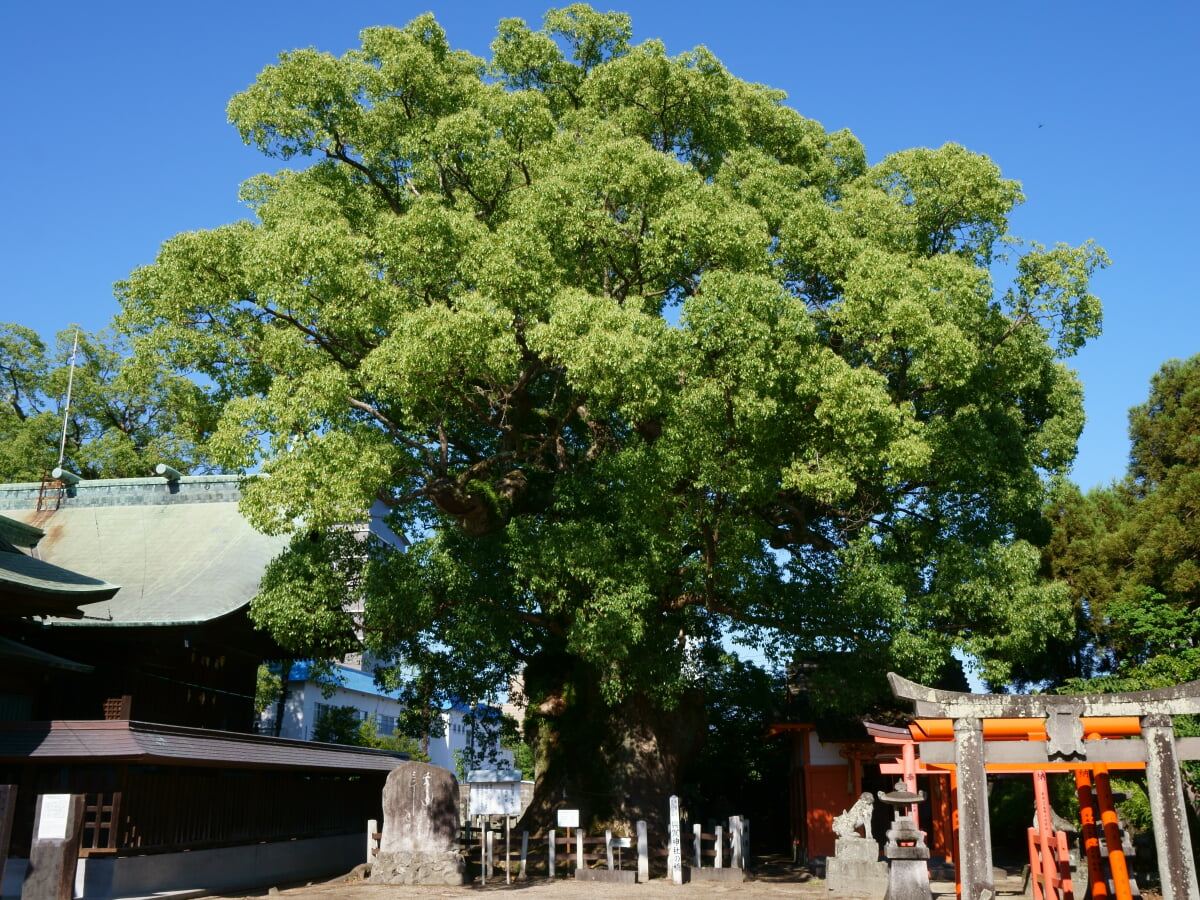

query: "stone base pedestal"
left=882, top=814, right=932, bottom=900
left=576, top=868, right=638, bottom=883
left=826, top=837, right=887, bottom=896
left=884, top=855, right=932, bottom=900
left=370, top=850, right=465, bottom=885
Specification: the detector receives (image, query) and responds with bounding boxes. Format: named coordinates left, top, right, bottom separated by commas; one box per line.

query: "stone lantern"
left=877, top=782, right=932, bottom=900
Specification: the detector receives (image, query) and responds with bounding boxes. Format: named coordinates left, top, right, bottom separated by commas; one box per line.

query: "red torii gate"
left=869, top=718, right=1142, bottom=898
left=887, top=673, right=1200, bottom=900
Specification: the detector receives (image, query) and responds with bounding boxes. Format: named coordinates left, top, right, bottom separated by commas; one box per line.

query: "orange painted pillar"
left=1074, top=769, right=1107, bottom=899
left=902, top=741, right=919, bottom=827
left=1093, top=766, right=1132, bottom=900
left=1026, top=825, right=1044, bottom=900
left=929, top=774, right=954, bottom=860
left=1032, top=771, right=1057, bottom=898
left=950, top=770, right=961, bottom=897
left=1054, top=830, right=1076, bottom=899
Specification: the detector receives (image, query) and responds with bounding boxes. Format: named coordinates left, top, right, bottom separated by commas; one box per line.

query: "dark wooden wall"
left=0, top=762, right=386, bottom=857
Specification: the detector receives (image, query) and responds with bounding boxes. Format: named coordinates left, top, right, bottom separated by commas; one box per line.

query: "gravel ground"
left=215, top=862, right=1034, bottom=900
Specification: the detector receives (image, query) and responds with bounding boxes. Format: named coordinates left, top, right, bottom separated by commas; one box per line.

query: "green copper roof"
left=0, top=476, right=288, bottom=627
left=0, top=545, right=120, bottom=598
left=0, top=513, right=119, bottom=612
left=0, top=514, right=44, bottom=550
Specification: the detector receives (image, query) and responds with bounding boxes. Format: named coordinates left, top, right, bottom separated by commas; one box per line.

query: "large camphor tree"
left=119, top=6, right=1107, bottom=827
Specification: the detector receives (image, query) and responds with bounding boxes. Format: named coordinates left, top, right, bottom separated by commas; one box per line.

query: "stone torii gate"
left=888, top=673, right=1200, bottom=900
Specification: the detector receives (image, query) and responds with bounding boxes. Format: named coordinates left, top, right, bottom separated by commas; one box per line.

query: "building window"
left=313, top=702, right=334, bottom=727
left=315, top=703, right=369, bottom=723
left=312, top=702, right=371, bottom=740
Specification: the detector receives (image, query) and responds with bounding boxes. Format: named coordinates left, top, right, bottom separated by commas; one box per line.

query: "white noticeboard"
left=36, top=794, right=71, bottom=841
left=556, top=808, right=579, bottom=828
left=469, top=782, right=523, bottom=817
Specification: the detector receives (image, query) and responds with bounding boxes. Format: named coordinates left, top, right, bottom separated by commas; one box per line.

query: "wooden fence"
left=690, top=816, right=749, bottom=870
left=367, top=803, right=749, bottom=883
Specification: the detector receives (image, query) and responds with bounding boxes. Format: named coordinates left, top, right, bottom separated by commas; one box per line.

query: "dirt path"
left=219, top=865, right=1031, bottom=900
left=259, top=882, right=846, bottom=899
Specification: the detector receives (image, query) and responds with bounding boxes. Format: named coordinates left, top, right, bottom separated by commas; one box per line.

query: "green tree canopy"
left=0, top=323, right=217, bottom=481
left=119, top=6, right=1106, bottom=825
left=1045, top=355, right=1200, bottom=692
left=1042, top=357, right=1200, bottom=833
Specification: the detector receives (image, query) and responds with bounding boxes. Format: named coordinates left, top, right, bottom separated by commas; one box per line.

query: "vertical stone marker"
left=668, top=795, right=683, bottom=884
left=369, top=761, right=466, bottom=885
left=23, top=793, right=85, bottom=900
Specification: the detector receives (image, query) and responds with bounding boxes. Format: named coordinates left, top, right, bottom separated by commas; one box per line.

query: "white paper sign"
left=556, top=808, right=579, bottom=828
left=36, top=794, right=71, bottom=841
left=466, top=769, right=521, bottom=783
left=469, top=782, right=523, bottom=816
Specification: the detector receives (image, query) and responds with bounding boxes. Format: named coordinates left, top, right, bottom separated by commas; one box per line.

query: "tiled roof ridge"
left=0, top=474, right=245, bottom=489
left=0, top=474, right=255, bottom=510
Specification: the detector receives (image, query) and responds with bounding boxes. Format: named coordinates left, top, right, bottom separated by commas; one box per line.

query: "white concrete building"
left=260, top=661, right=512, bottom=773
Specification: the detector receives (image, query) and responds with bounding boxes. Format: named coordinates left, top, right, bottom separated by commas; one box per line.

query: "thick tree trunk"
left=516, top=651, right=705, bottom=834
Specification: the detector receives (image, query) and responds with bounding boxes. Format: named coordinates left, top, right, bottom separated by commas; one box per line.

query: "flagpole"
left=57, top=330, right=80, bottom=468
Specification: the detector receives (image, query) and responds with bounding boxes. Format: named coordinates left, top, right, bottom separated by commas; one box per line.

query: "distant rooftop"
left=0, top=475, right=288, bottom=627
left=288, top=661, right=402, bottom=698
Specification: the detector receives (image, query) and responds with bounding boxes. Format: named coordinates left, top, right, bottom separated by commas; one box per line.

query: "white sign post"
left=468, top=771, right=522, bottom=885
left=556, top=808, right=579, bottom=828
left=556, top=808, right=579, bottom=872
left=468, top=782, right=522, bottom=817
left=467, top=770, right=523, bottom=816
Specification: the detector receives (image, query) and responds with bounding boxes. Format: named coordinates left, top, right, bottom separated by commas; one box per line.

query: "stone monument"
left=825, top=791, right=888, bottom=896
left=24, top=794, right=86, bottom=900
left=370, top=761, right=466, bottom=885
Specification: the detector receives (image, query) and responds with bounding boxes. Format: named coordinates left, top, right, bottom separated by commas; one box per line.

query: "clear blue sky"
left=3, top=1, right=1196, bottom=492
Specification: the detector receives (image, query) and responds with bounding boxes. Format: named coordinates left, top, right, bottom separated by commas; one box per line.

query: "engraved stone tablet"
left=370, top=761, right=465, bottom=885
